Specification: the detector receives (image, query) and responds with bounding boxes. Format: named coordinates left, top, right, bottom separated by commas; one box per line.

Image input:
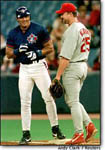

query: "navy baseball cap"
left=16, top=6, right=30, bottom=18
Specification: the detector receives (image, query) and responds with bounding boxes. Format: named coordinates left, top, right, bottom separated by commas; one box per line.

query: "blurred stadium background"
left=1, top=0, right=100, bottom=143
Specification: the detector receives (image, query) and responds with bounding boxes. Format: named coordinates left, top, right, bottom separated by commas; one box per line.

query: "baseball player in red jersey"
left=55, top=3, right=98, bottom=145
left=6, top=6, right=65, bottom=145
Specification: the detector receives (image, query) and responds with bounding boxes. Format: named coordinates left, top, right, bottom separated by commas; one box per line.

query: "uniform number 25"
left=81, top=37, right=90, bottom=53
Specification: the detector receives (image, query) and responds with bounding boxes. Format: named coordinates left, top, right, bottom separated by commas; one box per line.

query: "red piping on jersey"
left=7, top=44, right=14, bottom=48
left=43, top=62, right=48, bottom=70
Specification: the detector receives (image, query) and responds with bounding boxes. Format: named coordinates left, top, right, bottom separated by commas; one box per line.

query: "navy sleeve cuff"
left=13, top=48, right=19, bottom=56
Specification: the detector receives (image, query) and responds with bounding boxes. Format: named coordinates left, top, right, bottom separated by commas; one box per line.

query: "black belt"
left=21, top=60, right=38, bottom=65
left=70, top=60, right=87, bottom=63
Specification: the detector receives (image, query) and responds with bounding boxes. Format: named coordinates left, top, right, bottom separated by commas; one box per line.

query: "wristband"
left=37, top=49, right=43, bottom=58
left=13, top=48, right=19, bottom=56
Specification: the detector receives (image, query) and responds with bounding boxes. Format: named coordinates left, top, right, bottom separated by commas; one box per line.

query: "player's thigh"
left=35, top=70, right=51, bottom=93
left=62, top=76, right=81, bottom=103
left=19, top=75, right=34, bottom=100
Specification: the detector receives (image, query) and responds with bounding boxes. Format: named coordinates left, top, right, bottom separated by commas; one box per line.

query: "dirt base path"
left=1, top=113, right=100, bottom=120
left=1, top=138, right=100, bottom=146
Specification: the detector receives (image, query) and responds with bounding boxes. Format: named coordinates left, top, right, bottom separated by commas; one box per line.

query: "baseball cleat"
left=19, top=131, right=31, bottom=145
left=65, top=132, right=85, bottom=145
left=85, top=122, right=98, bottom=142
left=19, top=137, right=31, bottom=145
left=52, top=125, right=66, bottom=139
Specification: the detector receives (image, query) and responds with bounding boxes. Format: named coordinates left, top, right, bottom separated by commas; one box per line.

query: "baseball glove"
left=49, top=79, right=64, bottom=99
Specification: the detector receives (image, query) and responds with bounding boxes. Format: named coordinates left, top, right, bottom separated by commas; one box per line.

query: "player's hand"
left=25, top=49, right=45, bottom=62
left=25, top=51, right=37, bottom=61
left=19, top=44, right=29, bottom=53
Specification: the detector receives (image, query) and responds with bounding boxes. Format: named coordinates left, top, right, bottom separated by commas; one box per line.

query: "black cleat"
left=52, top=125, right=66, bottom=139
left=19, top=131, right=31, bottom=145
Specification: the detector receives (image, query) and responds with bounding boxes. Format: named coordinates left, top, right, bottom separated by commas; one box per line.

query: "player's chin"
left=61, top=19, right=64, bottom=23
left=62, top=19, right=66, bottom=24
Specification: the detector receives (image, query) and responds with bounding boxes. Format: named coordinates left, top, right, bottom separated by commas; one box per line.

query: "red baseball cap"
left=56, top=3, right=77, bottom=14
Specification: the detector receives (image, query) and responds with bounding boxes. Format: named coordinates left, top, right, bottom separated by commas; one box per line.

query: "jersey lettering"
left=81, top=37, right=90, bottom=52
left=80, top=28, right=91, bottom=53
left=80, top=28, right=90, bottom=36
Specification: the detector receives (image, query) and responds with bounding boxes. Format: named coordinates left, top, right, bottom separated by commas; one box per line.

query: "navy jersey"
left=6, top=22, right=50, bottom=64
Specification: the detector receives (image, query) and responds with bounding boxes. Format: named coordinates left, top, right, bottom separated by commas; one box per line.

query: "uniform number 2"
left=81, top=37, right=90, bottom=53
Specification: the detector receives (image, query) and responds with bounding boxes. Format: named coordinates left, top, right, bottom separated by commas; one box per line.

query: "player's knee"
left=42, top=94, right=54, bottom=104
left=65, top=100, right=71, bottom=108
left=65, top=100, right=79, bottom=108
left=43, top=96, right=53, bottom=104
left=21, top=100, right=31, bottom=108
left=42, top=91, right=53, bottom=104
left=20, top=94, right=31, bottom=103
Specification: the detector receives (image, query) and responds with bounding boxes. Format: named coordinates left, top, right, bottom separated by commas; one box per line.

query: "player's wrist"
left=35, top=49, right=45, bottom=60
left=55, top=76, right=61, bottom=81
left=14, top=44, right=29, bottom=56
left=36, top=49, right=42, bottom=58
left=13, top=48, right=20, bottom=56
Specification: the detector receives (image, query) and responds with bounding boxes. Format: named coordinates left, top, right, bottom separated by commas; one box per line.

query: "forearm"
left=42, top=46, right=53, bottom=56
left=6, top=46, right=16, bottom=59
left=42, top=39, right=54, bottom=56
left=56, top=57, right=70, bottom=80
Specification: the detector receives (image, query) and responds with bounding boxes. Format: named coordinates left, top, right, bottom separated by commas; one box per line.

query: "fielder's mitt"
left=49, top=79, right=64, bottom=99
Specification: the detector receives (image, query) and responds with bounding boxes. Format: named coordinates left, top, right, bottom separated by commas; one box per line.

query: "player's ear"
left=16, top=18, right=19, bottom=23
left=29, top=15, right=31, bottom=20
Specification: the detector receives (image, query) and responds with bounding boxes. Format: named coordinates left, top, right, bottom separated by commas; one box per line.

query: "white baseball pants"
left=18, top=59, right=58, bottom=131
left=62, top=62, right=91, bottom=133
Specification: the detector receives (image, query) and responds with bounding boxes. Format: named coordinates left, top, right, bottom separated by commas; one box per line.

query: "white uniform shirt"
left=60, top=22, right=91, bottom=62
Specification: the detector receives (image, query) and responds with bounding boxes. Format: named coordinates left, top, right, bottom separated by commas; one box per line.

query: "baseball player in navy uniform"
left=6, top=6, right=65, bottom=145
left=55, top=3, right=98, bottom=145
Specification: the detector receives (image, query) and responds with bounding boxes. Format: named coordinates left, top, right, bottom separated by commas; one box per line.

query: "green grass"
left=1, top=119, right=100, bottom=142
